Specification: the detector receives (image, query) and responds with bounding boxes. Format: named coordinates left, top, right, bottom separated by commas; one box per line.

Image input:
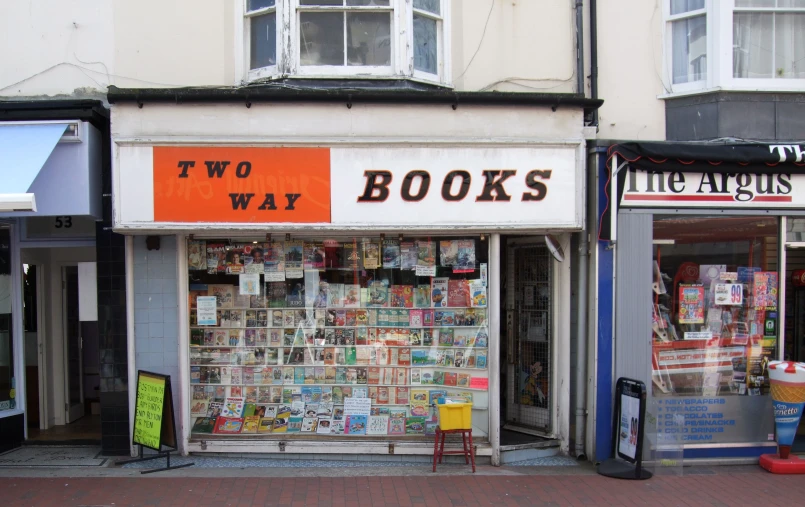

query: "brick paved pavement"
left=2, top=467, right=805, bottom=507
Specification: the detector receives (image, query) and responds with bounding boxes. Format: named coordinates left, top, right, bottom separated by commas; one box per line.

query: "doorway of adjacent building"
left=501, top=237, right=554, bottom=438
left=23, top=256, right=100, bottom=444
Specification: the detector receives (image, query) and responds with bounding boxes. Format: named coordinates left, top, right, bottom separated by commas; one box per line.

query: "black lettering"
left=777, top=174, right=792, bottom=194
left=646, top=171, right=665, bottom=193
left=357, top=171, right=392, bottom=202
left=476, top=170, right=516, bottom=201
left=735, top=174, right=754, bottom=201
left=756, top=174, right=774, bottom=194
left=177, top=161, right=195, bottom=178
left=627, top=167, right=638, bottom=192
left=285, top=193, right=301, bottom=210
left=668, top=172, right=685, bottom=193
left=522, top=170, right=552, bottom=201
left=719, top=173, right=734, bottom=193
left=401, top=171, right=431, bottom=201
left=229, top=193, right=255, bottom=210
left=205, top=161, right=231, bottom=178
left=697, top=173, right=720, bottom=193
left=235, top=161, right=252, bottom=178
left=442, top=170, right=471, bottom=201
left=258, top=193, right=277, bottom=210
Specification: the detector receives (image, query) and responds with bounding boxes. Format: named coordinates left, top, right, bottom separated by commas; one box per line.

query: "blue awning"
left=0, top=123, right=68, bottom=211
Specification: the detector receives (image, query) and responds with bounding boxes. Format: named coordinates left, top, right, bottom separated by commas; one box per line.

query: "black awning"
left=609, top=141, right=805, bottom=174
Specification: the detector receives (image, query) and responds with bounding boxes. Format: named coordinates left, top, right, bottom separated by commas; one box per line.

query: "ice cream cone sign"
left=767, top=361, right=805, bottom=459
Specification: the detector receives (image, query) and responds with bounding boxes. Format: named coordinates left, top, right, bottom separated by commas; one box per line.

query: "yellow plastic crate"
left=437, top=403, right=472, bottom=431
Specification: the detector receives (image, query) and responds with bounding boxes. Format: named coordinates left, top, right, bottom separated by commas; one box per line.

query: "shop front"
left=109, top=96, right=592, bottom=463
left=603, top=141, right=805, bottom=461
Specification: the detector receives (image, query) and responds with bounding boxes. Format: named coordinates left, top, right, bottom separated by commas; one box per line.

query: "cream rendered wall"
left=2, top=1, right=577, bottom=96
left=0, top=1, right=114, bottom=97
left=451, top=0, right=578, bottom=93
left=595, top=0, right=666, bottom=140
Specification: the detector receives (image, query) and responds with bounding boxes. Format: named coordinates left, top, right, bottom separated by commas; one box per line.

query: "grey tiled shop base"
left=122, top=453, right=491, bottom=469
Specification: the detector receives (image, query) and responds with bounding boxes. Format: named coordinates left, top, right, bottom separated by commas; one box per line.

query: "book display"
left=187, top=236, right=489, bottom=438
left=651, top=247, right=778, bottom=398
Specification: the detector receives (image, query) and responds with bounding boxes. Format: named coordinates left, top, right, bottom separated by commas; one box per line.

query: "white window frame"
left=664, top=0, right=805, bottom=97
left=720, top=0, right=805, bottom=91
left=663, top=0, right=711, bottom=94
left=235, top=0, right=451, bottom=85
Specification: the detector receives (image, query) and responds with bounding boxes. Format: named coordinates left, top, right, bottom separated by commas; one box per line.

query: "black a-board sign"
left=117, top=371, right=193, bottom=474
left=597, top=377, right=652, bottom=480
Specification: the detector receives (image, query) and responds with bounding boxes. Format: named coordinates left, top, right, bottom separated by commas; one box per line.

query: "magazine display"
left=188, top=236, right=487, bottom=439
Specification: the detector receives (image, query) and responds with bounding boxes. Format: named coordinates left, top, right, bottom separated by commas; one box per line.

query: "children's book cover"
left=268, top=283, right=287, bottom=308
left=220, top=397, right=245, bottom=418
left=753, top=272, right=779, bottom=309
left=328, top=284, right=345, bottom=308
left=287, top=417, right=303, bottom=433
left=475, top=350, right=488, bottom=369
left=678, top=284, right=705, bottom=324
left=416, top=240, right=436, bottom=267
left=454, top=240, right=476, bottom=271
left=316, top=417, right=332, bottom=434
left=388, top=417, right=405, bottom=435
left=448, top=279, right=471, bottom=307
left=192, top=417, right=216, bottom=434
left=405, top=416, right=426, bottom=435
left=431, top=278, right=448, bottom=308
left=382, top=240, right=401, bottom=269
left=368, top=415, right=389, bottom=435
left=301, top=417, right=318, bottom=432
left=367, top=281, right=389, bottom=308
left=241, top=415, right=260, bottom=433
left=439, top=240, right=458, bottom=266
left=345, top=414, right=367, bottom=435
left=213, top=417, right=244, bottom=434
left=438, top=328, right=454, bottom=346
left=257, top=417, right=274, bottom=433
left=272, top=410, right=291, bottom=433
left=444, top=372, right=458, bottom=386
left=414, top=285, right=431, bottom=308
left=469, top=280, right=487, bottom=308
left=343, top=285, right=361, bottom=308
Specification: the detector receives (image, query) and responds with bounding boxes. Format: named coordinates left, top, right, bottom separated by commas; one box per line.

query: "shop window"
left=187, top=235, right=489, bottom=439
left=0, top=228, right=14, bottom=412
left=243, top=0, right=449, bottom=84
left=651, top=216, right=778, bottom=444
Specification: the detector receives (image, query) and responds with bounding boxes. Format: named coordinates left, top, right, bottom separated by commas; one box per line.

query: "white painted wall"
left=1, top=1, right=579, bottom=97
left=595, top=0, right=666, bottom=140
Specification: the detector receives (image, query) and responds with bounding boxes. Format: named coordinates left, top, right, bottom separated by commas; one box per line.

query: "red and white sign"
left=621, top=168, right=803, bottom=208
left=655, top=346, right=745, bottom=374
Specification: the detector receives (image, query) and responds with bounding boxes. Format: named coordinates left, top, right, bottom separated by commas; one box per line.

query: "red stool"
left=432, top=427, right=475, bottom=472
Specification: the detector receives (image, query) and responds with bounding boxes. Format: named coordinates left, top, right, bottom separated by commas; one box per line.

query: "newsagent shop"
left=108, top=89, right=600, bottom=464
left=602, top=141, right=805, bottom=461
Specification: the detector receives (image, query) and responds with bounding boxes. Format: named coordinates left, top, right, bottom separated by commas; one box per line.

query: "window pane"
left=414, top=0, right=441, bottom=15
left=774, top=14, right=805, bottom=78
left=413, top=14, right=437, bottom=74
left=300, top=12, right=345, bottom=66
left=778, top=0, right=805, bottom=6
left=250, top=13, right=277, bottom=70
left=347, top=0, right=391, bottom=5
left=670, top=0, right=704, bottom=15
left=0, top=229, right=14, bottom=412
left=733, top=13, right=774, bottom=78
left=672, top=15, right=707, bottom=84
left=347, top=13, right=391, bottom=66
left=300, top=0, right=344, bottom=5
left=247, top=0, right=275, bottom=11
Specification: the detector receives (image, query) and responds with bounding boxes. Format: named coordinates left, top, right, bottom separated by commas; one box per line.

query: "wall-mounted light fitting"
left=480, top=234, right=486, bottom=241
left=266, top=233, right=271, bottom=242
left=286, top=233, right=291, bottom=241
left=399, top=234, right=403, bottom=242
left=380, top=233, right=385, bottom=241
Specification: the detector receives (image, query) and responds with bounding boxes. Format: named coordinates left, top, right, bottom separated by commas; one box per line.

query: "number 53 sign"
left=715, top=283, right=743, bottom=306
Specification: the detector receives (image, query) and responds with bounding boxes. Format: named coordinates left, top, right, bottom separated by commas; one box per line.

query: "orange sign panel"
left=153, top=147, right=331, bottom=223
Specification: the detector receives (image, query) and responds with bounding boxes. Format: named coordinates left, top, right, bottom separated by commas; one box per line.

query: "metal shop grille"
left=506, top=242, right=553, bottom=433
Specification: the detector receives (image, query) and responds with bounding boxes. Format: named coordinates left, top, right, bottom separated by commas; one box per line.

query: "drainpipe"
left=574, top=229, right=590, bottom=460
left=590, top=0, right=599, bottom=126
left=575, top=0, right=585, bottom=96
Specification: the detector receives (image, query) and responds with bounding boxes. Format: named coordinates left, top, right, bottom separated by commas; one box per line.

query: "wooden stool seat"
left=432, top=427, right=475, bottom=472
